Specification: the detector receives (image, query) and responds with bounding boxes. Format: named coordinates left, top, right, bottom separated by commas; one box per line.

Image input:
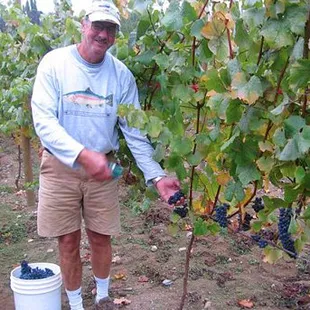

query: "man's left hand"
left=155, top=177, right=185, bottom=206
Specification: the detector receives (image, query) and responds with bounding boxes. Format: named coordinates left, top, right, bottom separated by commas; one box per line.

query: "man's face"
left=80, top=19, right=117, bottom=62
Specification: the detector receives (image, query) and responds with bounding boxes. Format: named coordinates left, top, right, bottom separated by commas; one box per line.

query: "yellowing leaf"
left=231, top=73, right=263, bottom=104
left=201, top=11, right=227, bottom=39
left=216, top=172, right=231, bottom=186
left=263, top=247, right=283, bottom=264
left=113, top=272, right=127, bottom=280
left=259, top=141, right=274, bottom=152
left=207, top=90, right=218, bottom=97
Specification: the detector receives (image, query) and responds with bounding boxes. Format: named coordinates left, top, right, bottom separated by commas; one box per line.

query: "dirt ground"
left=1, top=135, right=310, bottom=310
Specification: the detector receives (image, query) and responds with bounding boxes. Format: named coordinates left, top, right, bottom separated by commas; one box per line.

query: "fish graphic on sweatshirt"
left=63, top=88, right=113, bottom=107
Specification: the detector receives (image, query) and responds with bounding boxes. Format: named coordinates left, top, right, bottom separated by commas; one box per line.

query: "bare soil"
left=1, top=135, right=310, bottom=310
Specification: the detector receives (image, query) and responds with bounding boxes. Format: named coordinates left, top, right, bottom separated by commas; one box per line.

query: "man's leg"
left=86, top=229, right=112, bottom=305
left=86, top=229, right=112, bottom=278
left=58, top=230, right=84, bottom=310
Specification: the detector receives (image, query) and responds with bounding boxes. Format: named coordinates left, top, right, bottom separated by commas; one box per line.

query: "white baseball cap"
left=86, top=0, right=121, bottom=26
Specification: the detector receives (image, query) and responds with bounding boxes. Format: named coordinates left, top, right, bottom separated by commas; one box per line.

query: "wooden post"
left=21, top=130, right=36, bottom=207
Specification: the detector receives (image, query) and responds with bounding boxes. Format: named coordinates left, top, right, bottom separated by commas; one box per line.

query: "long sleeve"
left=31, top=54, right=84, bottom=168
left=118, top=76, right=166, bottom=185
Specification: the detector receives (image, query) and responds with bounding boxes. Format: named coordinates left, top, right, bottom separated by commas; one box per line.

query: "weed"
left=216, top=254, right=230, bottom=265
left=248, top=258, right=259, bottom=265
left=0, top=204, right=28, bottom=245
left=0, top=185, right=14, bottom=194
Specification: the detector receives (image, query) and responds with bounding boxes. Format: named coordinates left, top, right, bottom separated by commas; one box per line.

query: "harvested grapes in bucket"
left=19, top=260, right=55, bottom=280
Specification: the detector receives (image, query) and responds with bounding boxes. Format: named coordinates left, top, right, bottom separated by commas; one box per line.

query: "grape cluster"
left=251, top=234, right=268, bottom=248
left=252, top=197, right=264, bottom=213
left=240, top=212, right=253, bottom=231
left=20, top=261, right=55, bottom=280
left=168, top=190, right=185, bottom=205
left=173, top=203, right=188, bottom=218
left=215, top=203, right=229, bottom=228
left=278, top=208, right=297, bottom=258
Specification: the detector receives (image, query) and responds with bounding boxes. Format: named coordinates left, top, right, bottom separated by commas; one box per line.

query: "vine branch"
left=178, top=234, right=196, bottom=310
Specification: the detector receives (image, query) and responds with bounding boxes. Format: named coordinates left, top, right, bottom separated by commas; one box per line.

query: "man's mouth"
left=95, top=39, right=107, bottom=45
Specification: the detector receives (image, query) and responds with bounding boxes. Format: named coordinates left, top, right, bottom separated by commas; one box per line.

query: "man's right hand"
left=76, top=148, right=112, bottom=181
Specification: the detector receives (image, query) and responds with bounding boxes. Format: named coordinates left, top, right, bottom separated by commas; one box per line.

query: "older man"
left=31, top=0, right=181, bottom=309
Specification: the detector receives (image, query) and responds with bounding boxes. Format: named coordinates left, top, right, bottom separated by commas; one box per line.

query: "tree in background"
left=23, top=0, right=41, bottom=25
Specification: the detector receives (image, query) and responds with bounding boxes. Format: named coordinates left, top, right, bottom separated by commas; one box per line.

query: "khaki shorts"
left=37, top=150, right=120, bottom=237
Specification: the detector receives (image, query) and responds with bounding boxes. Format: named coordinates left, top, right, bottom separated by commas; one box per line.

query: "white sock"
left=94, top=276, right=110, bottom=303
left=65, top=287, right=84, bottom=310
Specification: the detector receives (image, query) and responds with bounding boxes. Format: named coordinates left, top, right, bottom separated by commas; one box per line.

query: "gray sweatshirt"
left=31, top=44, right=165, bottom=185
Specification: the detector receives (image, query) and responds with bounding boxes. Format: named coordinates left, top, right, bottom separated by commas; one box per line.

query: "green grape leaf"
left=286, top=5, right=309, bottom=36
left=273, top=128, right=286, bottom=147
left=135, top=50, right=156, bottom=65
left=236, top=164, right=260, bottom=186
left=171, top=137, right=193, bottom=156
left=191, top=19, right=204, bottom=39
left=288, top=217, right=298, bottom=235
left=295, top=166, right=306, bottom=184
left=260, top=19, right=294, bottom=49
left=252, top=221, right=262, bottom=232
left=133, top=0, right=152, bottom=14
left=161, top=0, right=183, bottom=31
left=153, top=54, right=170, bottom=70
left=152, top=143, right=165, bottom=162
left=208, top=36, right=229, bottom=62
left=186, top=152, right=204, bottom=166
left=146, top=116, right=163, bottom=138
left=284, top=185, right=299, bottom=203
left=136, top=18, right=151, bottom=40
left=284, top=115, right=306, bottom=137
left=226, top=99, right=243, bottom=124
left=289, top=59, right=310, bottom=91
left=224, top=180, right=245, bottom=202
left=242, top=7, right=265, bottom=28
left=193, top=218, right=208, bottom=236
left=256, top=156, right=274, bottom=173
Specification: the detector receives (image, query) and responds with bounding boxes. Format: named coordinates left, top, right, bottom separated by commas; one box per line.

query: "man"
left=31, top=1, right=182, bottom=309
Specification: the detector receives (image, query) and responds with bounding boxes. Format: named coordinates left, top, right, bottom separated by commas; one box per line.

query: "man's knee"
left=87, top=229, right=111, bottom=248
left=58, top=230, right=81, bottom=255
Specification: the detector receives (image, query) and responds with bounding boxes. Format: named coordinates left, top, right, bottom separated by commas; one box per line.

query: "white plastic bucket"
left=10, top=262, right=62, bottom=310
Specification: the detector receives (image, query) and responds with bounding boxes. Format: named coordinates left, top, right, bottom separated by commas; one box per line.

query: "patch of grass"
left=0, top=204, right=28, bottom=245
left=229, top=237, right=252, bottom=255
left=215, top=254, right=230, bottom=265
left=248, top=258, right=259, bottom=265
left=125, top=236, right=149, bottom=249
left=0, top=185, right=15, bottom=194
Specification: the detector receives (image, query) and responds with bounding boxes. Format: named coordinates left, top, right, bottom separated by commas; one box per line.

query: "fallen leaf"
left=113, top=272, right=127, bottom=280
left=113, top=297, right=131, bottom=305
left=238, top=299, right=254, bottom=308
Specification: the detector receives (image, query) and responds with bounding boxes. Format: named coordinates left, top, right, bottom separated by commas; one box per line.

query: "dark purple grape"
left=215, top=204, right=229, bottom=228
left=252, top=197, right=264, bottom=213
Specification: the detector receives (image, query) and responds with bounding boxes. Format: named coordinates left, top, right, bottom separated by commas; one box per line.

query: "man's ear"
left=81, top=18, right=87, bottom=33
